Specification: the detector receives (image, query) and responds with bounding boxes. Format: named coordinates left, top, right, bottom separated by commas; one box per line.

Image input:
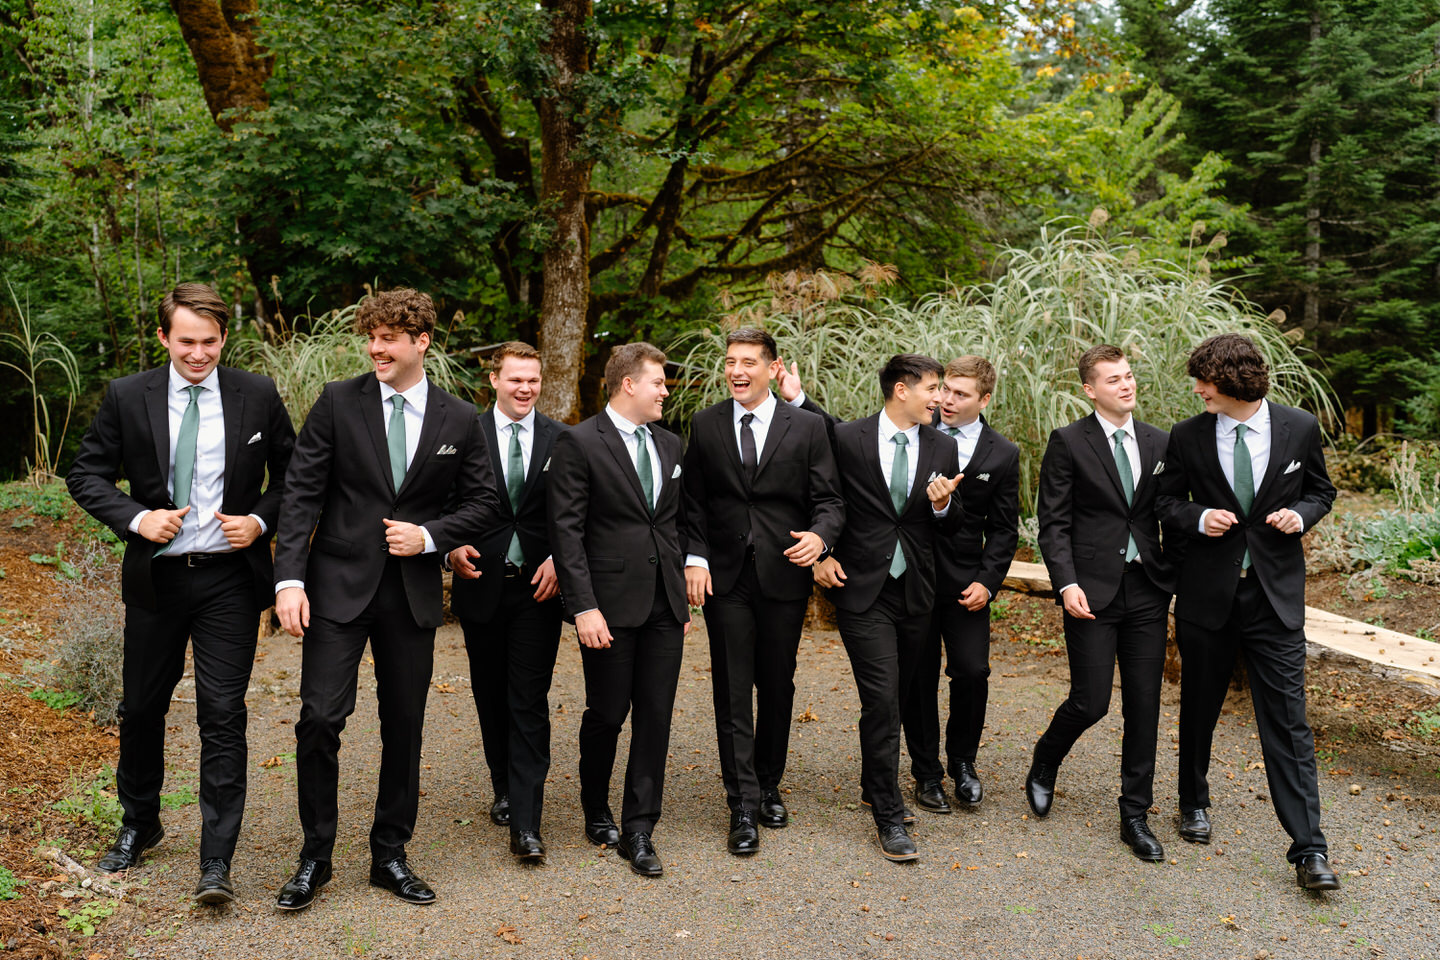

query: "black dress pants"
left=703, top=559, right=807, bottom=812
left=1177, top=575, right=1327, bottom=862
left=119, top=553, right=257, bottom=862
left=577, top=580, right=685, bottom=835
left=460, top=565, right=562, bottom=833
left=294, top=559, right=434, bottom=863
left=1034, top=564, right=1168, bottom=818
left=902, top=599, right=992, bottom=783
left=835, top=575, right=930, bottom=829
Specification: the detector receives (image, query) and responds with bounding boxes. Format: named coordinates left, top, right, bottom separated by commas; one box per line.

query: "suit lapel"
left=1132, top=424, right=1158, bottom=498
left=753, top=397, right=792, bottom=481
left=857, top=414, right=888, bottom=504
left=655, top=428, right=680, bottom=511
left=1197, top=412, right=1243, bottom=513
left=359, top=375, right=394, bottom=491
left=144, top=367, right=171, bottom=486
left=597, top=413, right=650, bottom=511
left=1082, top=415, right=1127, bottom=504
left=964, top=422, right=995, bottom=477
left=904, top=429, right=932, bottom=511
left=481, top=408, right=512, bottom=518
left=399, top=389, right=448, bottom=497
left=1254, top=404, right=1292, bottom=501
left=520, top=414, right=554, bottom=507
left=715, top=402, right=748, bottom=487
left=218, top=368, right=244, bottom=503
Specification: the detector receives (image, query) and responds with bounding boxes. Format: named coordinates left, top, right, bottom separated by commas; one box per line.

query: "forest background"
left=4, top=0, right=1440, bottom=481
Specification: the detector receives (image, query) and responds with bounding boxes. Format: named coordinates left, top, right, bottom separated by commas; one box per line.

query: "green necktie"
left=388, top=395, right=407, bottom=491
left=944, top=426, right=959, bottom=437
left=1113, top=428, right=1138, bottom=563
left=506, top=422, right=526, bottom=566
left=889, top=432, right=909, bottom=578
left=635, top=425, right=655, bottom=515
left=1234, top=423, right=1254, bottom=569
left=156, top=384, right=202, bottom=557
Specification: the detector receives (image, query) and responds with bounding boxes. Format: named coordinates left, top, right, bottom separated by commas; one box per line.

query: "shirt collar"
left=379, top=375, right=429, bottom=415
left=494, top=405, right=536, bottom=435
left=1095, top=411, right=1136, bottom=440
left=1218, top=399, right=1270, bottom=437
left=733, top=391, right=777, bottom=426
left=168, top=364, right=220, bottom=396
left=944, top=417, right=983, bottom=440
left=878, top=409, right=918, bottom=443
left=605, top=403, right=644, bottom=437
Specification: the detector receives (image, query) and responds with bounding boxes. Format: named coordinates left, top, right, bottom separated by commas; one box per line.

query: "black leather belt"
left=503, top=562, right=524, bottom=579
left=158, top=551, right=240, bottom=567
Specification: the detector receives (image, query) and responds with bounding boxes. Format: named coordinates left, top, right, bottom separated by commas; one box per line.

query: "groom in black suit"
left=272, top=289, right=501, bottom=910
left=547, top=342, right=689, bottom=878
left=1156, top=333, right=1339, bottom=891
left=681, top=328, right=844, bottom=855
left=1030, top=344, right=1175, bottom=862
left=67, top=283, right=294, bottom=903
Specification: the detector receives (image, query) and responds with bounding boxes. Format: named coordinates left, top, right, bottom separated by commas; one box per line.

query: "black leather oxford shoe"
left=616, top=832, right=663, bottom=877
left=510, top=830, right=546, bottom=862
left=877, top=824, right=919, bottom=862
left=275, top=858, right=331, bottom=912
left=1296, top=854, right=1341, bottom=891
left=951, top=761, right=983, bottom=807
left=369, top=856, right=436, bottom=905
left=1120, top=815, right=1165, bottom=862
left=913, top=778, right=952, bottom=814
left=727, top=810, right=760, bottom=856
left=97, top=822, right=164, bottom=873
left=1025, top=759, right=1058, bottom=818
left=489, top=794, right=511, bottom=826
left=758, top=787, right=789, bottom=829
left=1178, top=807, right=1211, bottom=844
left=193, top=858, right=234, bottom=905
left=583, top=806, right=621, bottom=847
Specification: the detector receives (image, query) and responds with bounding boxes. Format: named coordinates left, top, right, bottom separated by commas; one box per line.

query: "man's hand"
left=575, top=609, right=613, bottom=649
left=213, top=511, right=261, bottom=550
left=927, top=473, right=964, bottom=511
left=448, top=544, right=481, bottom=579
left=137, top=506, right=190, bottom=544
left=531, top=556, right=559, bottom=602
left=1203, top=508, right=1238, bottom=537
left=276, top=586, right=310, bottom=638
left=813, top=555, right=847, bottom=589
left=382, top=518, right=426, bottom=556
left=783, top=530, right=825, bottom=566
left=1266, top=508, right=1302, bottom=534
left=775, top=360, right=805, bottom=402
left=958, top=581, right=990, bottom=612
left=685, top=565, right=713, bottom=607
left=1060, top=584, right=1095, bottom=620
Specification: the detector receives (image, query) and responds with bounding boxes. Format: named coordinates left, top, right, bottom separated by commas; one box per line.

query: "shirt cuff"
left=249, top=513, right=268, bottom=535
left=574, top=608, right=598, bottom=618
left=931, top=501, right=951, bottom=517
left=1198, top=508, right=1212, bottom=534
left=276, top=579, right=304, bottom=594
left=420, top=526, right=436, bottom=554
left=685, top=555, right=710, bottom=570
left=1059, top=582, right=1078, bottom=595
left=787, top=390, right=807, bottom=407
left=128, top=510, right=149, bottom=534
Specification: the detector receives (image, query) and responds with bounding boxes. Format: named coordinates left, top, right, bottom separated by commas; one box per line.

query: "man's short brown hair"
left=1078, top=344, right=1125, bottom=385
left=491, top=341, right=541, bottom=373
left=605, top=342, right=667, bottom=396
left=725, top=327, right=778, bottom=363
left=944, top=355, right=997, bottom=397
left=1187, top=333, right=1270, bottom=402
left=354, top=288, right=436, bottom=340
left=158, top=283, right=228, bottom=335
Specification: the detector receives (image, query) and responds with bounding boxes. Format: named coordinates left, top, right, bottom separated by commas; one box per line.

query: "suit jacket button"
left=1118, top=549, right=1125, bottom=555
left=648, top=555, right=657, bottom=564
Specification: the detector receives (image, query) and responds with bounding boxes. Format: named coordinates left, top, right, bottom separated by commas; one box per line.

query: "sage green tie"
left=506, top=422, right=526, bottom=566
left=1113, top=428, right=1139, bottom=563
left=635, top=425, right=655, bottom=515
left=387, top=395, right=407, bottom=491
left=944, top=426, right=959, bottom=437
left=1234, top=423, right=1254, bottom=569
left=156, top=384, right=202, bottom=556
left=889, top=433, right=909, bottom=578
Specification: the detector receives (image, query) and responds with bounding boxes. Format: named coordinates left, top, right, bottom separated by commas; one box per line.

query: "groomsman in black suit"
left=547, top=342, right=689, bottom=878
left=273, top=289, right=501, bottom=910
left=447, top=342, right=565, bottom=863
left=902, top=355, right=1019, bottom=814
left=681, top=328, right=844, bottom=855
left=67, top=283, right=294, bottom=903
left=1030, top=344, right=1176, bottom=862
left=1156, top=333, right=1339, bottom=891
left=808, top=354, right=962, bottom=863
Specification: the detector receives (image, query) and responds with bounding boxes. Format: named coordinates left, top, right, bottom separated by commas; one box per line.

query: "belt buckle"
left=186, top=553, right=206, bottom=568
left=503, top=563, right=522, bottom=579
left=1238, top=566, right=1250, bottom=579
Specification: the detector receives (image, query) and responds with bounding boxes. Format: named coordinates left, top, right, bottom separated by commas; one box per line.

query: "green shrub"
left=0, top=864, right=25, bottom=900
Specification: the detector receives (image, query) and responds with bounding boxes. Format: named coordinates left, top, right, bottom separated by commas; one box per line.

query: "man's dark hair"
left=604, top=342, right=667, bottom=396
left=158, top=283, right=228, bottom=336
left=1077, top=343, right=1125, bottom=385
left=879, top=353, right=944, bottom=400
left=725, top=327, right=778, bottom=363
left=1187, top=333, right=1270, bottom=402
left=354, top=288, right=436, bottom=340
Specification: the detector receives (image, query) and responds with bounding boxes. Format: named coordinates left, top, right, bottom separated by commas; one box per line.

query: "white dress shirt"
left=1058, top=412, right=1139, bottom=597
left=941, top=417, right=984, bottom=472
left=605, top=404, right=662, bottom=509
left=687, top=394, right=779, bottom=570
left=494, top=405, right=537, bottom=484
left=878, top=410, right=949, bottom=517
left=1198, top=399, right=1298, bottom=532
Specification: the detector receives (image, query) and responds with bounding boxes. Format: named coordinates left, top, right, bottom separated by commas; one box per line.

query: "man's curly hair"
left=1187, top=333, right=1269, bottom=402
left=354, top=288, right=436, bottom=340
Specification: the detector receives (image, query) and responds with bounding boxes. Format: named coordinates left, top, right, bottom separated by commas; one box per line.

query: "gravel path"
left=106, top=593, right=1438, bottom=960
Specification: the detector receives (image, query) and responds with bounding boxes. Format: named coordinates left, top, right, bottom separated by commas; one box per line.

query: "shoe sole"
left=512, top=851, right=546, bottom=863
left=273, top=891, right=321, bottom=912
left=878, top=846, right=919, bottom=863
left=758, top=816, right=788, bottom=829
left=1297, top=875, right=1340, bottom=891
left=195, top=887, right=235, bottom=906
left=914, top=798, right=952, bottom=814
left=1178, top=830, right=1211, bottom=844
left=1128, top=848, right=1166, bottom=862
left=368, top=879, right=437, bottom=904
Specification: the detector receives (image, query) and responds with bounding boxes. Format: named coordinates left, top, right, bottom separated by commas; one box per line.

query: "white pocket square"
left=436, top=444, right=457, bottom=456
left=1153, top=460, right=1165, bottom=475
left=1283, top=460, right=1301, bottom=475
left=542, top=457, right=551, bottom=472
left=247, top=431, right=262, bottom=444
left=671, top=464, right=682, bottom=479
left=975, top=472, right=991, bottom=482
left=926, top=471, right=942, bottom=483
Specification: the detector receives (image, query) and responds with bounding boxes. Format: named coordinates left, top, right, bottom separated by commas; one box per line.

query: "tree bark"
left=1302, top=8, right=1322, bottom=332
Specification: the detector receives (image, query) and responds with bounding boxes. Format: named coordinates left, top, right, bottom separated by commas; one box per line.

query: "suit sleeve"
left=1289, top=416, right=1336, bottom=531
left=932, top=438, right=963, bottom=535
left=66, top=381, right=147, bottom=537
left=1155, top=428, right=1207, bottom=538
left=1035, top=429, right=1076, bottom=588
left=423, top=411, right=502, bottom=554
left=273, top=383, right=338, bottom=584
left=976, top=444, right=1021, bottom=598
left=547, top=428, right=598, bottom=616
left=679, top=430, right=709, bottom=563
left=249, top=380, right=297, bottom=532
left=805, top=417, right=845, bottom=548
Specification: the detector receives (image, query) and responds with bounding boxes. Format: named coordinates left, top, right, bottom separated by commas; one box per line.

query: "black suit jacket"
left=931, top=416, right=1021, bottom=601
left=1156, top=403, right=1334, bottom=631
left=273, top=373, right=501, bottom=629
left=1036, top=413, right=1175, bottom=613
left=547, top=412, right=688, bottom=627
left=680, top=397, right=845, bottom=602
left=450, top=408, right=565, bottom=621
left=66, top=364, right=295, bottom=611
left=828, top=414, right=962, bottom=615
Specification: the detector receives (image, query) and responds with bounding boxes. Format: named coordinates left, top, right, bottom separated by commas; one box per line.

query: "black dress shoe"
left=877, top=824, right=919, bottom=862
left=1178, top=807, right=1211, bottom=844
left=369, top=856, right=436, bottom=905
left=275, top=858, right=331, bottom=912
left=194, top=858, right=234, bottom=905
left=510, top=830, right=546, bottom=862
left=758, top=787, right=788, bottom=829
left=489, top=794, right=511, bottom=826
left=616, top=832, right=663, bottom=877
left=859, top=791, right=917, bottom=824
left=1296, top=853, right=1341, bottom=891
left=727, top=810, right=760, bottom=856
left=913, top=779, right=952, bottom=814
left=1025, top=759, right=1058, bottom=818
left=951, top=761, right=983, bottom=806
left=1120, top=815, right=1165, bottom=862
left=583, top=806, right=621, bottom=847
left=97, top=822, right=164, bottom=873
